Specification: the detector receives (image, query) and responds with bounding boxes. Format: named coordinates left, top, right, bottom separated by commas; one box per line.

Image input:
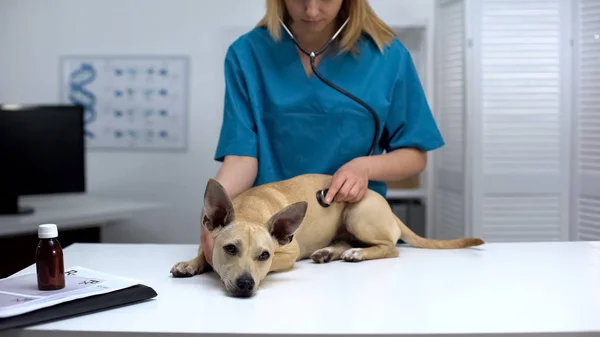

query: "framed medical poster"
left=59, top=55, right=190, bottom=151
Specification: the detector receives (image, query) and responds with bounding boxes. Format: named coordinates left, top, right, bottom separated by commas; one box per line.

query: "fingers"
left=325, top=165, right=369, bottom=204
left=326, top=176, right=365, bottom=203
left=325, top=174, right=346, bottom=204
left=346, top=183, right=364, bottom=203
left=335, top=179, right=357, bottom=203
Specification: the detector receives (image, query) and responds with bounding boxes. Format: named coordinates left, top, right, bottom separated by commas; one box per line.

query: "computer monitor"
left=0, top=104, right=86, bottom=215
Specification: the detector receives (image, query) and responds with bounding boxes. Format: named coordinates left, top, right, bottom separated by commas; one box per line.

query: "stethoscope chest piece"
left=316, top=188, right=331, bottom=208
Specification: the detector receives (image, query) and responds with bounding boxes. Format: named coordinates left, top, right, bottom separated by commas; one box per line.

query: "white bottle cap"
left=38, top=224, right=58, bottom=239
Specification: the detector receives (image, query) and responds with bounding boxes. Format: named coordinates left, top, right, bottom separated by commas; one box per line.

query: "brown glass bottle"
left=36, top=224, right=65, bottom=291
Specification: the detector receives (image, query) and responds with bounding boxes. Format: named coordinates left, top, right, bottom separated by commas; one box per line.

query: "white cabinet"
left=571, top=0, right=600, bottom=240
left=430, top=0, right=598, bottom=242
left=431, top=0, right=468, bottom=240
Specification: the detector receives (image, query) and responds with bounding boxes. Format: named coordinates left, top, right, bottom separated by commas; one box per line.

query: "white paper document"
left=0, top=266, right=142, bottom=319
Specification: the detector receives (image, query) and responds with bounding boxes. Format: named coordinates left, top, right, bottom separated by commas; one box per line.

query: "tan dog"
left=170, top=174, right=483, bottom=297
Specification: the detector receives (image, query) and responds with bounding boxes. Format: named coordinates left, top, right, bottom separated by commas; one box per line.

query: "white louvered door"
left=470, top=0, right=572, bottom=241
left=432, top=0, right=467, bottom=239
left=572, top=0, right=600, bottom=240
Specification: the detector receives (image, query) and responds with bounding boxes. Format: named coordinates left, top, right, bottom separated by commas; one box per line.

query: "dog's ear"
left=202, top=179, right=235, bottom=231
left=267, top=201, right=307, bottom=245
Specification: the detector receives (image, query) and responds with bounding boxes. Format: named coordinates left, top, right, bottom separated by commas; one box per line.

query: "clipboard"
left=0, top=266, right=158, bottom=332
left=0, top=283, right=157, bottom=331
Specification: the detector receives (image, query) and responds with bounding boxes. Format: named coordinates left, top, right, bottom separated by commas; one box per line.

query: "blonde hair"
left=256, top=0, right=396, bottom=54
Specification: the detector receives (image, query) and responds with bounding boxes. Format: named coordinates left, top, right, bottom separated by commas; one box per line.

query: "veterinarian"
left=201, top=0, right=445, bottom=266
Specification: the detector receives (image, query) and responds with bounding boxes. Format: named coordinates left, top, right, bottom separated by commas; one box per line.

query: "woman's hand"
left=325, top=157, right=371, bottom=204
left=200, top=225, right=214, bottom=267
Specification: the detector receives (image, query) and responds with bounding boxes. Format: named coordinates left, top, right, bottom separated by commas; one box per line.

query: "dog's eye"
left=258, top=251, right=270, bottom=261
left=223, top=244, right=237, bottom=255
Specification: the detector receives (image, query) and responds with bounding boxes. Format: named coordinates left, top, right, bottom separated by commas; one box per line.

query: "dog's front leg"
left=269, top=241, right=300, bottom=273
left=170, top=247, right=213, bottom=277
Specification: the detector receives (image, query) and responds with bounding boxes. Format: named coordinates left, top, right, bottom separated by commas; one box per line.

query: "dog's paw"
left=170, top=261, right=201, bottom=277
left=310, top=248, right=333, bottom=263
left=341, top=248, right=364, bottom=262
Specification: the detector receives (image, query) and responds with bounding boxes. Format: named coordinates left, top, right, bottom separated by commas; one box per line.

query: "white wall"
left=0, top=0, right=435, bottom=244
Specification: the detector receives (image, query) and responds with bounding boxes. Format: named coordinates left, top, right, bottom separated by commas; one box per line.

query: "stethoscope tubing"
left=279, top=17, right=383, bottom=208
left=279, top=18, right=381, bottom=158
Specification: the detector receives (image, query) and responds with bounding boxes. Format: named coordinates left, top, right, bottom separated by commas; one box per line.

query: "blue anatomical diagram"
left=68, top=63, right=97, bottom=139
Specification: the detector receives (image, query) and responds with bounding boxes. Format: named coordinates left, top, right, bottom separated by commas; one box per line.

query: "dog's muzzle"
left=230, top=274, right=255, bottom=298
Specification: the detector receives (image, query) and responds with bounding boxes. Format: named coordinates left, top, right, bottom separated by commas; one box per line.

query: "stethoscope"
left=279, top=18, right=381, bottom=208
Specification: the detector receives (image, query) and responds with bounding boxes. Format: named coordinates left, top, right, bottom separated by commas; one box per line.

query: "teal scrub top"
left=214, top=26, right=445, bottom=198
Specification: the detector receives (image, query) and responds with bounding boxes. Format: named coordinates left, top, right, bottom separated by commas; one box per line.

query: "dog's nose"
left=235, top=274, right=255, bottom=293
